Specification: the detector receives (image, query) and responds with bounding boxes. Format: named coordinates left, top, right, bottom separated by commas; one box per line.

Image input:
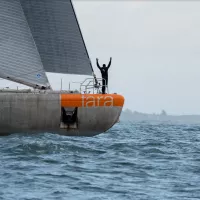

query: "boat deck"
left=0, top=89, right=80, bottom=94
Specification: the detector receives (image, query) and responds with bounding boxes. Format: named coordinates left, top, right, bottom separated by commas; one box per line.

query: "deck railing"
left=69, top=77, right=108, bottom=94
left=0, top=78, right=108, bottom=94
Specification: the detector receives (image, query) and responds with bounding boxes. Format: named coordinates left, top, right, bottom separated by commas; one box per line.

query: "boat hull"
left=0, top=93, right=124, bottom=136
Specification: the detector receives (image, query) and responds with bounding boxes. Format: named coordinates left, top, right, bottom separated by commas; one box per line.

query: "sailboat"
left=0, top=0, right=124, bottom=136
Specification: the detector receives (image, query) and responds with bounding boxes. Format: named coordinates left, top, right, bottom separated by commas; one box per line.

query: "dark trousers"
left=102, top=77, right=108, bottom=94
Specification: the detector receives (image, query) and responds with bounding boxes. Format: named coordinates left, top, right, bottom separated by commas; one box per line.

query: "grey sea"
left=0, top=121, right=200, bottom=200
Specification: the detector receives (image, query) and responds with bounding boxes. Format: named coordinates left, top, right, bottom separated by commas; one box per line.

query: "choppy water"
left=0, top=121, right=200, bottom=200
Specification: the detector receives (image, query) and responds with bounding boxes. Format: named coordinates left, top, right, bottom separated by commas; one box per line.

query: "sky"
left=1, top=0, right=200, bottom=115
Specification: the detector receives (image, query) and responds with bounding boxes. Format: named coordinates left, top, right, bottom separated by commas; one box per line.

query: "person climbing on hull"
left=96, top=57, right=112, bottom=94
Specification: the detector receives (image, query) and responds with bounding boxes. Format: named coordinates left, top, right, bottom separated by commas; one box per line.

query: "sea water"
left=0, top=121, right=200, bottom=200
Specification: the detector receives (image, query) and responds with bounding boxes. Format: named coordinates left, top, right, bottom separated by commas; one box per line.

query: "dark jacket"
left=96, top=59, right=111, bottom=78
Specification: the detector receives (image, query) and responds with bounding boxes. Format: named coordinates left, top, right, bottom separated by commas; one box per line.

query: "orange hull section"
left=61, top=94, right=124, bottom=107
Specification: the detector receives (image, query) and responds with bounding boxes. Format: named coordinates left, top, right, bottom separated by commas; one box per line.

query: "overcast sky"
left=74, top=0, right=200, bottom=115
left=2, top=1, right=200, bottom=115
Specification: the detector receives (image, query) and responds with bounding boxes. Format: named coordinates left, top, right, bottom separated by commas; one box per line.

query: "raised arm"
left=107, top=57, right=112, bottom=69
left=96, top=58, right=101, bottom=69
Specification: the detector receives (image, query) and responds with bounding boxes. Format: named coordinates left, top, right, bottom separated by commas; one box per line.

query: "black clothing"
left=99, top=67, right=109, bottom=78
left=96, top=59, right=111, bottom=94
left=102, top=77, right=108, bottom=94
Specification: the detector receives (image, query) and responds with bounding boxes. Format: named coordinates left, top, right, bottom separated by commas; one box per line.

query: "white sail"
left=20, top=0, right=93, bottom=76
left=0, top=0, right=50, bottom=89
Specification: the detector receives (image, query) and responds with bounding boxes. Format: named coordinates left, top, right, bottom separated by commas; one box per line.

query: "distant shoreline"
left=120, top=109, right=200, bottom=123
